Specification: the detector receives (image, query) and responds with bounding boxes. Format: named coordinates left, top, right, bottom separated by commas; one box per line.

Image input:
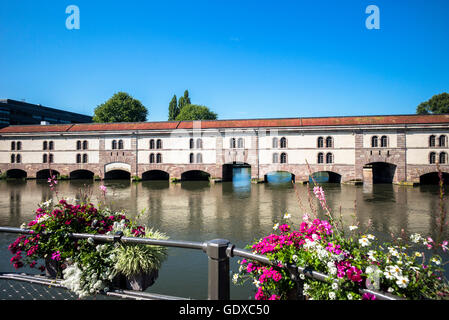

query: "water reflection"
left=0, top=177, right=448, bottom=299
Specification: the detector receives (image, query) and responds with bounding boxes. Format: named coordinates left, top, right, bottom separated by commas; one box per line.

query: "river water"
left=0, top=168, right=448, bottom=299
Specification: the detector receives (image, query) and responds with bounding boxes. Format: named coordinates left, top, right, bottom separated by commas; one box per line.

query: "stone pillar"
left=354, top=130, right=365, bottom=181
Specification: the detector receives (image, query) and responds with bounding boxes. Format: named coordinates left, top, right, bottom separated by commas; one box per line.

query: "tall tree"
left=416, top=92, right=449, bottom=114
left=177, top=90, right=191, bottom=112
left=93, top=92, right=148, bottom=123
left=168, top=94, right=178, bottom=120
left=175, top=104, right=218, bottom=121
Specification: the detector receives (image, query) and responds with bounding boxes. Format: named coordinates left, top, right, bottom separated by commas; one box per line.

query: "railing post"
left=204, top=239, right=231, bottom=300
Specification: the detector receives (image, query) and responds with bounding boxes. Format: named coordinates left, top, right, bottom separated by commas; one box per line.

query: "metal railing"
left=0, top=226, right=402, bottom=300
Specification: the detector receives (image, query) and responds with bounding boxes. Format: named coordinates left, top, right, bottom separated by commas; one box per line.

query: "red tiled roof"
left=0, top=114, right=448, bottom=134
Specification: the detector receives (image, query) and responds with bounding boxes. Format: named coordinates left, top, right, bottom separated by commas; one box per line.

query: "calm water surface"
left=0, top=168, right=448, bottom=299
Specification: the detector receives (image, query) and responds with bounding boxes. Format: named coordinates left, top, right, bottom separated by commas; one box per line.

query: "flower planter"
left=113, top=269, right=159, bottom=291
left=45, top=258, right=63, bottom=279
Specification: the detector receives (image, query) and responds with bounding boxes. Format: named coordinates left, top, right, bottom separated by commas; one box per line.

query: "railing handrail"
left=0, top=226, right=402, bottom=300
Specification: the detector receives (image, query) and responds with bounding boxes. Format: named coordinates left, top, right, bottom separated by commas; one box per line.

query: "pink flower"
left=442, top=241, right=448, bottom=252
left=51, top=251, right=61, bottom=261
left=362, top=292, right=376, bottom=300
left=100, top=185, right=107, bottom=194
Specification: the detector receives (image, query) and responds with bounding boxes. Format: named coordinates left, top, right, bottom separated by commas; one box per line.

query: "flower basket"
left=45, top=257, right=63, bottom=279
left=113, top=269, right=159, bottom=291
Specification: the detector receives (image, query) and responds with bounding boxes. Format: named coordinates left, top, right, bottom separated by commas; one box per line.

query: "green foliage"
left=416, top=92, right=449, bottom=114
left=93, top=92, right=148, bottom=123
left=175, top=104, right=218, bottom=121
left=177, top=90, right=191, bottom=113
left=168, top=94, right=178, bottom=121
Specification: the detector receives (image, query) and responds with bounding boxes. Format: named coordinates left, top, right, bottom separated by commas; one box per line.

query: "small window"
left=196, top=153, right=203, bottom=163
left=76, top=154, right=81, bottom=163
left=49, top=154, right=54, bottom=163
left=43, top=141, right=48, bottom=150
left=16, top=142, right=21, bottom=151
left=83, top=140, right=88, bottom=150
left=16, top=154, right=21, bottom=163
left=189, top=138, right=194, bottom=149
left=196, top=138, right=203, bottom=149
left=230, top=138, right=236, bottom=149
left=371, top=136, right=378, bottom=148
left=189, top=153, right=194, bottom=163
left=326, top=153, right=333, bottom=164
left=272, top=137, right=278, bottom=148
left=429, top=152, right=436, bottom=164
left=237, top=138, right=244, bottom=148
left=280, top=137, right=287, bottom=148
left=439, top=135, right=447, bottom=147
left=317, top=152, right=324, bottom=164
left=381, top=136, right=388, bottom=148
left=429, top=135, right=436, bottom=147
left=272, top=153, right=279, bottom=163
left=82, top=154, right=88, bottom=163
left=280, top=152, right=287, bottom=164
left=325, top=137, right=333, bottom=148
left=118, top=140, right=124, bottom=149
left=149, top=139, right=155, bottom=149
left=156, top=139, right=162, bottom=149
left=76, top=141, right=82, bottom=150
left=440, top=152, right=447, bottom=164
left=156, top=153, right=162, bottom=163
left=112, top=140, right=117, bottom=150
left=43, top=154, right=48, bottom=163
left=49, top=141, right=54, bottom=150
left=317, top=137, right=323, bottom=148
left=149, top=153, right=155, bottom=163
left=11, top=154, right=15, bottom=163
left=11, top=141, right=16, bottom=151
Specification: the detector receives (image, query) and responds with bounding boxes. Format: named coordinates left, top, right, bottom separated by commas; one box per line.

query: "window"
left=83, top=140, right=88, bottom=150
left=76, top=141, right=82, bottom=150
left=230, top=138, right=236, bottom=148
left=429, top=135, right=436, bottom=147
left=189, top=138, right=194, bottom=149
left=440, top=152, right=447, bottom=164
left=326, top=136, right=333, bottom=148
left=326, top=153, right=333, bottom=164
left=82, top=154, right=88, bottom=163
left=112, top=140, right=117, bottom=150
left=318, top=152, right=324, bottom=164
left=439, top=135, right=447, bottom=147
left=280, top=152, right=287, bottom=164
left=156, top=139, right=162, bottom=149
left=149, top=139, right=155, bottom=149
left=149, top=153, right=155, bottom=163
left=43, top=141, right=48, bottom=150
left=280, top=137, right=287, bottom=148
left=11, top=141, right=15, bottom=151
left=16, top=142, right=21, bottom=151
left=317, top=137, right=324, bottom=148
left=11, top=154, right=15, bottom=163
left=381, top=136, right=388, bottom=148
left=76, top=154, right=81, bottom=163
left=196, top=153, right=203, bottom=163
left=196, top=138, right=203, bottom=149
left=272, top=153, right=279, bottom=163
left=156, top=153, right=162, bottom=163
left=272, top=137, right=278, bottom=148
left=118, top=140, right=124, bottom=149
left=16, top=154, right=21, bottom=163
left=371, top=136, right=378, bottom=148
left=49, top=141, right=54, bottom=150
left=43, top=154, right=48, bottom=163
left=189, top=153, right=194, bottom=163
left=237, top=138, right=244, bottom=148
left=49, top=154, right=54, bottom=163
left=429, top=152, right=436, bottom=164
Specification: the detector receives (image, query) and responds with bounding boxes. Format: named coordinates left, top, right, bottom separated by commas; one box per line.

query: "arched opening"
left=363, top=162, right=396, bottom=184
left=222, top=163, right=251, bottom=182
left=265, top=171, right=295, bottom=184
left=309, top=171, right=341, bottom=184
left=181, top=170, right=210, bottom=181
left=36, top=169, right=60, bottom=180
left=69, top=170, right=94, bottom=180
left=104, top=170, right=130, bottom=180
left=419, top=172, right=449, bottom=185
left=142, top=170, right=169, bottom=181
left=6, top=169, right=27, bottom=179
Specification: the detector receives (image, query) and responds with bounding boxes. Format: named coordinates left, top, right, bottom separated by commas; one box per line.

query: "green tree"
left=168, top=94, right=178, bottom=120
left=175, top=104, right=218, bottom=121
left=93, top=92, right=148, bottom=123
left=177, top=90, right=191, bottom=112
left=416, top=92, right=449, bottom=114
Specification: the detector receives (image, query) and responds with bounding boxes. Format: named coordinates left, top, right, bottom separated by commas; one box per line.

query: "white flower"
left=252, top=279, right=261, bottom=287
left=396, top=276, right=409, bottom=289
left=347, top=293, right=353, bottom=300
left=359, top=237, right=371, bottom=247
left=430, top=257, right=441, bottom=265
left=283, top=213, right=291, bottom=219
left=387, top=287, right=394, bottom=293
left=414, top=251, right=422, bottom=257
left=232, top=273, right=239, bottom=284
left=292, top=255, right=299, bottom=263
left=386, top=265, right=402, bottom=277
left=367, top=234, right=375, bottom=240
left=349, top=225, right=358, bottom=231
left=410, top=233, right=423, bottom=244
left=299, top=273, right=305, bottom=280
left=383, top=270, right=395, bottom=280
left=328, top=291, right=336, bottom=300
left=367, top=250, right=377, bottom=261
left=273, top=223, right=279, bottom=231
left=331, top=282, right=339, bottom=290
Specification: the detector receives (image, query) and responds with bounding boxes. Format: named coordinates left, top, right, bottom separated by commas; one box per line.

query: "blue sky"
left=0, top=0, right=448, bottom=121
